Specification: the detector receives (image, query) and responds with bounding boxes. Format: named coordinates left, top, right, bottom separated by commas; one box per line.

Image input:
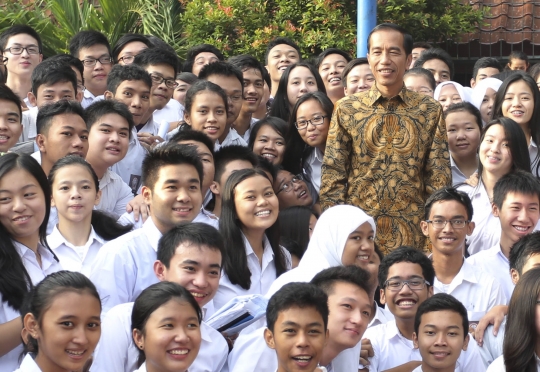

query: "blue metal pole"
left=357, top=0, right=378, bottom=57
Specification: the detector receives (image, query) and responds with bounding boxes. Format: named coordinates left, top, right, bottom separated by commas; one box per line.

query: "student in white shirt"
left=214, top=168, right=291, bottom=309
left=249, top=116, right=288, bottom=166
left=0, top=85, right=23, bottom=153
left=92, top=223, right=228, bottom=372
left=89, top=144, right=203, bottom=313
left=47, top=155, right=132, bottom=275
left=411, top=294, right=470, bottom=372
left=283, top=92, right=332, bottom=195
left=16, top=271, right=101, bottom=372
left=487, top=268, right=540, bottom=371
left=421, top=187, right=507, bottom=325
left=0, top=153, right=62, bottom=371
left=458, top=117, right=532, bottom=255
left=131, top=282, right=202, bottom=372
left=468, top=171, right=540, bottom=299
left=444, top=102, right=481, bottom=186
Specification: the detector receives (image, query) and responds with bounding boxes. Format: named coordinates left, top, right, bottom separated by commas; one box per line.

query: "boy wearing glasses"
left=361, top=246, right=485, bottom=371
left=0, top=25, right=43, bottom=107
left=69, top=30, right=113, bottom=108
left=273, top=168, right=315, bottom=211
left=421, top=187, right=506, bottom=330
left=467, top=171, right=540, bottom=299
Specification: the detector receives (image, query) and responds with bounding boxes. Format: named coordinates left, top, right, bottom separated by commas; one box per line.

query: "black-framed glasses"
left=295, top=115, right=328, bottom=130
left=80, top=56, right=113, bottom=67
left=118, top=55, right=136, bottom=64
left=150, top=73, right=179, bottom=89
left=4, top=46, right=40, bottom=55
left=77, top=83, right=86, bottom=92
left=425, top=219, right=469, bottom=229
left=276, top=174, right=304, bottom=195
left=383, top=279, right=430, bottom=292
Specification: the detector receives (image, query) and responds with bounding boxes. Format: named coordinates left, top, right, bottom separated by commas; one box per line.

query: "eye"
left=123, top=91, right=132, bottom=97
left=188, top=323, right=199, bottom=329
left=59, top=186, right=69, bottom=191
left=184, top=266, right=195, bottom=272
left=341, top=303, right=352, bottom=309
left=88, top=322, right=101, bottom=328
left=61, top=321, right=74, bottom=327
left=61, top=131, right=72, bottom=136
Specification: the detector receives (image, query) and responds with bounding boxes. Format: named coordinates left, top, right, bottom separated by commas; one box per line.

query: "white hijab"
left=434, top=81, right=470, bottom=102
left=470, top=77, right=503, bottom=111
left=266, top=205, right=376, bottom=297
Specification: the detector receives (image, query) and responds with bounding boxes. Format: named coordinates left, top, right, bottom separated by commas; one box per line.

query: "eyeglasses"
left=150, top=73, right=179, bottom=89
left=4, top=46, right=40, bottom=55
left=276, top=174, right=304, bottom=195
left=80, top=56, right=113, bottom=67
left=383, top=279, right=430, bottom=291
left=77, top=83, right=86, bottom=92
left=295, top=115, right=328, bottom=130
left=425, top=219, right=470, bottom=229
left=118, top=55, right=136, bottom=64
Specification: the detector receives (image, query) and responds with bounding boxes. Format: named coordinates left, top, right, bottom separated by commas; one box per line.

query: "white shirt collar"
left=47, top=225, right=105, bottom=250
left=142, top=217, right=163, bottom=252
left=15, top=353, right=42, bottom=372
left=84, top=89, right=97, bottom=100
left=14, top=240, right=58, bottom=270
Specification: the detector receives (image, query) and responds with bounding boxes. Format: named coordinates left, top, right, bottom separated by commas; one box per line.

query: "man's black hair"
left=106, top=64, right=152, bottom=94
left=378, top=246, right=435, bottom=288
left=412, top=42, right=433, bottom=50
left=0, top=25, right=42, bottom=53
left=85, top=99, right=135, bottom=135
left=36, top=100, right=87, bottom=135
left=264, top=37, right=301, bottom=65
left=213, top=145, right=259, bottom=182
left=0, top=84, right=22, bottom=119
left=315, top=48, right=352, bottom=69
left=184, top=44, right=224, bottom=73
left=367, top=23, right=413, bottom=55
left=133, top=47, right=179, bottom=77
left=493, top=170, right=540, bottom=209
left=510, top=231, right=540, bottom=275
left=311, top=265, right=371, bottom=298
left=30, top=59, right=77, bottom=97
left=413, top=48, right=454, bottom=79
left=198, top=61, right=244, bottom=91
left=424, top=187, right=474, bottom=221
left=46, top=54, right=84, bottom=85
left=414, top=293, right=469, bottom=340
left=69, top=30, right=111, bottom=58
left=169, top=128, right=216, bottom=160
left=112, top=33, right=152, bottom=63
left=228, top=54, right=266, bottom=82
left=472, top=57, right=503, bottom=80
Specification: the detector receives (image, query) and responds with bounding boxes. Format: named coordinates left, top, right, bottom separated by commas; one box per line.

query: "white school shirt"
left=412, top=365, right=459, bottom=372
left=92, top=301, right=228, bottom=372
left=153, top=98, right=184, bottom=124
left=304, top=148, right=323, bottom=195
left=241, top=117, right=259, bottom=143
left=478, top=317, right=506, bottom=366
left=19, top=107, right=38, bottom=143
left=47, top=225, right=105, bottom=276
left=530, top=139, right=539, bottom=177
left=117, top=208, right=219, bottom=230
left=213, top=234, right=292, bottom=310
left=81, top=89, right=100, bottom=108
left=13, top=353, right=41, bottom=372
left=466, top=244, right=514, bottom=300
left=0, top=242, right=61, bottom=371
left=368, top=304, right=394, bottom=328
left=110, top=126, right=148, bottom=191
left=433, top=260, right=507, bottom=323
left=361, top=321, right=486, bottom=371
left=89, top=217, right=162, bottom=313
left=97, top=169, right=134, bottom=218
left=217, top=128, right=248, bottom=148
left=450, top=155, right=475, bottom=187
left=487, top=353, right=540, bottom=371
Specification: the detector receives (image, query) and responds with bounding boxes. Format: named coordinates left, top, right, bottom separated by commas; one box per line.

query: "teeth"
left=255, top=210, right=270, bottom=216
left=190, top=292, right=205, bottom=298
left=357, top=255, right=369, bottom=260
left=299, top=191, right=306, bottom=196
left=514, top=225, right=528, bottom=231
left=398, top=300, right=416, bottom=306
left=293, top=356, right=312, bottom=360
left=14, top=216, right=29, bottom=221
left=174, top=208, right=190, bottom=212
left=330, top=78, right=341, bottom=82
left=169, top=349, right=188, bottom=355
left=67, top=350, right=84, bottom=355
left=262, top=153, right=275, bottom=159
left=0, top=135, right=8, bottom=140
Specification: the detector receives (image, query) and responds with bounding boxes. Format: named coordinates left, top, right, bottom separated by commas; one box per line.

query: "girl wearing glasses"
left=214, top=168, right=291, bottom=310
left=283, top=91, right=333, bottom=194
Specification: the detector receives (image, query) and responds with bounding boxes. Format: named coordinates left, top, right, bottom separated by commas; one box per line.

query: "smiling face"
left=241, top=68, right=264, bottom=114
left=413, top=310, right=469, bottom=371
left=0, top=98, right=22, bottom=152
left=177, top=140, right=215, bottom=196
left=479, top=124, right=513, bottom=177
left=274, top=170, right=313, bottom=209
left=494, top=191, right=540, bottom=248
left=252, top=124, right=286, bottom=164
left=295, top=98, right=330, bottom=150
left=422, top=59, right=451, bottom=86
left=437, top=84, right=462, bottom=112
left=234, top=174, right=279, bottom=233
left=266, top=44, right=301, bottom=85
left=264, top=306, right=327, bottom=372
left=286, top=67, right=319, bottom=108
left=106, top=79, right=151, bottom=126
left=4, top=33, right=42, bottom=78
left=31, top=82, right=77, bottom=109
left=28, top=291, right=101, bottom=372
left=184, top=90, right=227, bottom=142
left=480, top=87, right=497, bottom=124
left=445, top=110, right=481, bottom=161
left=341, top=222, right=375, bottom=266
left=344, top=64, right=375, bottom=96
left=78, top=44, right=112, bottom=97
left=206, top=74, right=243, bottom=126
left=133, top=299, right=201, bottom=372
left=86, top=113, right=130, bottom=168
left=319, top=54, right=348, bottom=100
left=501, top=80, right=535, bottom=131
left=146, top=63, right=176, bottom=110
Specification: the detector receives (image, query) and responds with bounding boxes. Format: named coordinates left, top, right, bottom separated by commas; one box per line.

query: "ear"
left=183, top=112, right=191, bottom=125
left=492, top=203, right=500, bottom=218
left=76, top=90, right=84, bottom=103
left=379, top=287, right=386, bottom=305
left=94, top=189, right=102, bottom=206
left=343, top=86, right=349, bottom=96
left=154, top=260, right=167, bottom=281
left=36, top=134, right=47, bottom=153
left=23, top=313, right=39, bottom=340
left=427, top=285, right=434, bottom=297
left=38, top=54, right=43, bottom=63
left=466, top=221, right=475, bottom=236
left=27, top=91, right=37, bottom=107
left=462, top=333, right=470, bottom=351
left=510, top=268, right=520, bottom=285
left=51, top=194, right=56, bottom=208
left=132, top=328, right=145, bottom=351
left=209, top=181, right=220, bottom=196
left=104, top=90, right=114, bottom=100
left=470, top=78, right=476, bottom=88
left=412, top=332, right=419, bottom=349
left=263, top=328, right=276, bottom=349
left=405, top=54, right=412, bottom=69
left=420, top=220, right=429, bottom=237
left=142, top=186, right=152, bottom=205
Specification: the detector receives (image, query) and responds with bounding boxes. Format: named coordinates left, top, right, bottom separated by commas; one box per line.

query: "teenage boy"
left=467, top=171, right=540, bottom=299
left=228, top=55, right=265, bottom=142
left=89, top=144, right=203, bottom=313
left=199, top=61, right=247, bottom=147
left=46, top=53, right=86, bottom=94
left=69, top=30, right=113, bottom=108
left=210, top=145, right=259, bottom=217
left=413, top=48, right=454, bottom=86
left=184, top=44, right=225, bottom=76
left=361, top=246, right=485, bottom=371
left=112, top=33, right=152, bottom=65
left=264, top=282, right=329, bottom=372
left=0, top=25, right=43, bottom=106
left=470, top=57, right=503, bottom=88
left=264, top=37, right=301, bottom=97
left=421, top=187, right=507, bottom=327
left=104, top=64, right=152, bottom=191
left=409, top=42, right=432, bottom=69
left=0, top=84, right=23, bottom=153
left=92, top=223, right=228, bottom=372
left=84, top=100, right=134, bottom=217
left=412, top=293, right=470, bottom=372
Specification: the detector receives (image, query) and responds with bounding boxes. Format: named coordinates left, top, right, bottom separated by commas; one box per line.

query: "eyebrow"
left=163, top=178, right=200, bottom=184
left=387, top=275, right=424, bottom=280
left=98, top=123, right=129, bottom=131
left=120, top=86, right=151, bottom=94
left=83, top=53, right=110, bottom=59
left=8, top=43, right=38, bottom=47
left=424, top=324, right=461, bottom=330
left=432, top=215, right=465, bottom=219
left=0, top=183, right=36, bottom=193
left=6, top=112, right=20, bottom=119
left=282, top=320, right=323, bottom=327
left=341, top=297, right=359, bottom=303
left=42, top=88, right=73, bottom=93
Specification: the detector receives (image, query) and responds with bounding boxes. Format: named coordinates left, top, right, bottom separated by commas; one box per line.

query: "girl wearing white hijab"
left=470, top=77, right=503, bottom=125
left=434, top=81, right=469, bottom=111
left=225, top=205, right=377, bottom=372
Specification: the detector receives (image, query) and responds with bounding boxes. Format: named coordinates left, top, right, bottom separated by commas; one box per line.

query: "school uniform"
left=215, top=128, right=247, bottom=149
left=369, top=305, right=394, bottom=328
left=81, top=89, right=100, bottom=108
left=450, top=155, right=475, bottom=186
left=304, top=148, right=323, bottom=195
left=92, top=301, right=228, bottom=372
left=0, top=242, right=61, bottom=371
left=117, top=208, right=219, bottom=230
left=241, top=117, right=259, bottom=143
left=19, top=106, right=38, bottom=143
left=47, top=225, right=105, bottom=276
left=467, top=244, right=514, bottom=300
left=97, top=168, right=134, bottom=218
left=13, top=353, right=41, bottom=372
left=154, top=98, right=184, bottom=124
left=412, top=365, right=459, bottom=372
left=478, top=317, right=506, bottom=366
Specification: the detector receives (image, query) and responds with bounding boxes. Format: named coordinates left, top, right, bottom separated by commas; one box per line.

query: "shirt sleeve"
left=113, top=180, right=135, bottom=216
left=423, top=107, right=451, bottom=196
left=320, top=102, right=352, bottom=210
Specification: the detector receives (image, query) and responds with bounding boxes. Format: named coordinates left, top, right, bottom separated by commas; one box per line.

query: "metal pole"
left=357, top=0, right=378, bottom=57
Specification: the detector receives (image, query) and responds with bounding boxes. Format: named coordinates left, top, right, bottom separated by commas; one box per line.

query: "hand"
left=126, top=194, right=149, bottom=223
left=137, top=132, right=164, bottom=150
left=359, top=338, right=374, bottom=367
left=465, top=171, right=479, bottom=187
left=474, top=305, right=508, bottom=346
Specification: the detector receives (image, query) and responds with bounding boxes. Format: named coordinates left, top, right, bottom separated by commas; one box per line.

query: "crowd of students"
left=1, top=20, right=540, bottom=372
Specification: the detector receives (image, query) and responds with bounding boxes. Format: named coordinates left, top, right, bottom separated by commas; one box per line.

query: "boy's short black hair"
left=472, top=57, right=503, bottom=80
left=424, top=187, right=474, bottom=221
left=228, top=54, right=266, bottom=81
left=413, top=48, right=454, bottom=79
left=315, top=48, right=352, bottom=69
left=31, top=59, right=78, bottom=97
left=169, top=128, right=215, bottom=160
left=184, top=44, right=225, bottom=73
left=214, top=145, right=259, bottom=182
left=508, top=51, right=529, bottom=64
left=378, top=246, right=435, bottom=288
left=493, top=170, right=540, bottom=210
left=443, top=102, right=483, bottom=131
left=510, top=231, right=540, bottom=275
left=198, top=61, right=244, bottom=92
left=46, top=54, right=85, bottom=84
left=266, top=282, right=329, bottom=332
left=264, top=37, right=301, bottom=65
left=85, top=99, right=135, bottom=135
left=133, top=47, right=179, bottom=77
left=106, top=64, right=152, bottom=94
left=176, top=72, right=198, bottom=85
left=36, top=100, right=87, bottom=135
left=404, top=67, right=437, bottom=91
left=414, top=293, right=468, bottom=340
left=256, top=156, right=276, bottom=182
left=157, top=222, right=224, bottom=268
left=0, top=25, right=42, bottom=53
left=368, top=23, right=413, bottom=55
left=342, top=58, right=369, bottom=87
left=0, top=84, right=22, bottom=119
left=412, top=42, right=433, bottom=50
left=142, top=144, right=203, bottom=191
left=311, top=265, right=371, bottom=298
left=112, top=33, right=152, bottom=63
left=69, top=30, right=111, bottom=59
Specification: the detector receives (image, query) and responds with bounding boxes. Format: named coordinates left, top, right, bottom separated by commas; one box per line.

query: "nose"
left=174, top=328, right=190, bottom=343
left=72, top=326, right=90, bottom=346
left=398, top=281, right=414, bottom=295
left=257, top=193, right=269, bottom=206
left=299, top=83, right=308, bottom=94
left=176, top=188, right=191, bottom=203
left=73, top=135, right=84, bottom=149
left=12, top=196, right=26, bottom=213
left=441, top=220, right=454, bottom=233
left=109, top=130, right=120, bottom=143
left=131, top=95, right=142, bottom=108
left=434, top=333, right=447, bottom=346
left=265, top=140, right=275, bottom=150
left=512, top=96, right=522, bottom=107
left=70, top=186, right=82, bottom=199
left=0, top=119, right=7, bottom=130
left=295, top=330, right=309, bottom=347
left=207, top=111, right=218, bottom=123
left=192, top=271, right=208, bottom=288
